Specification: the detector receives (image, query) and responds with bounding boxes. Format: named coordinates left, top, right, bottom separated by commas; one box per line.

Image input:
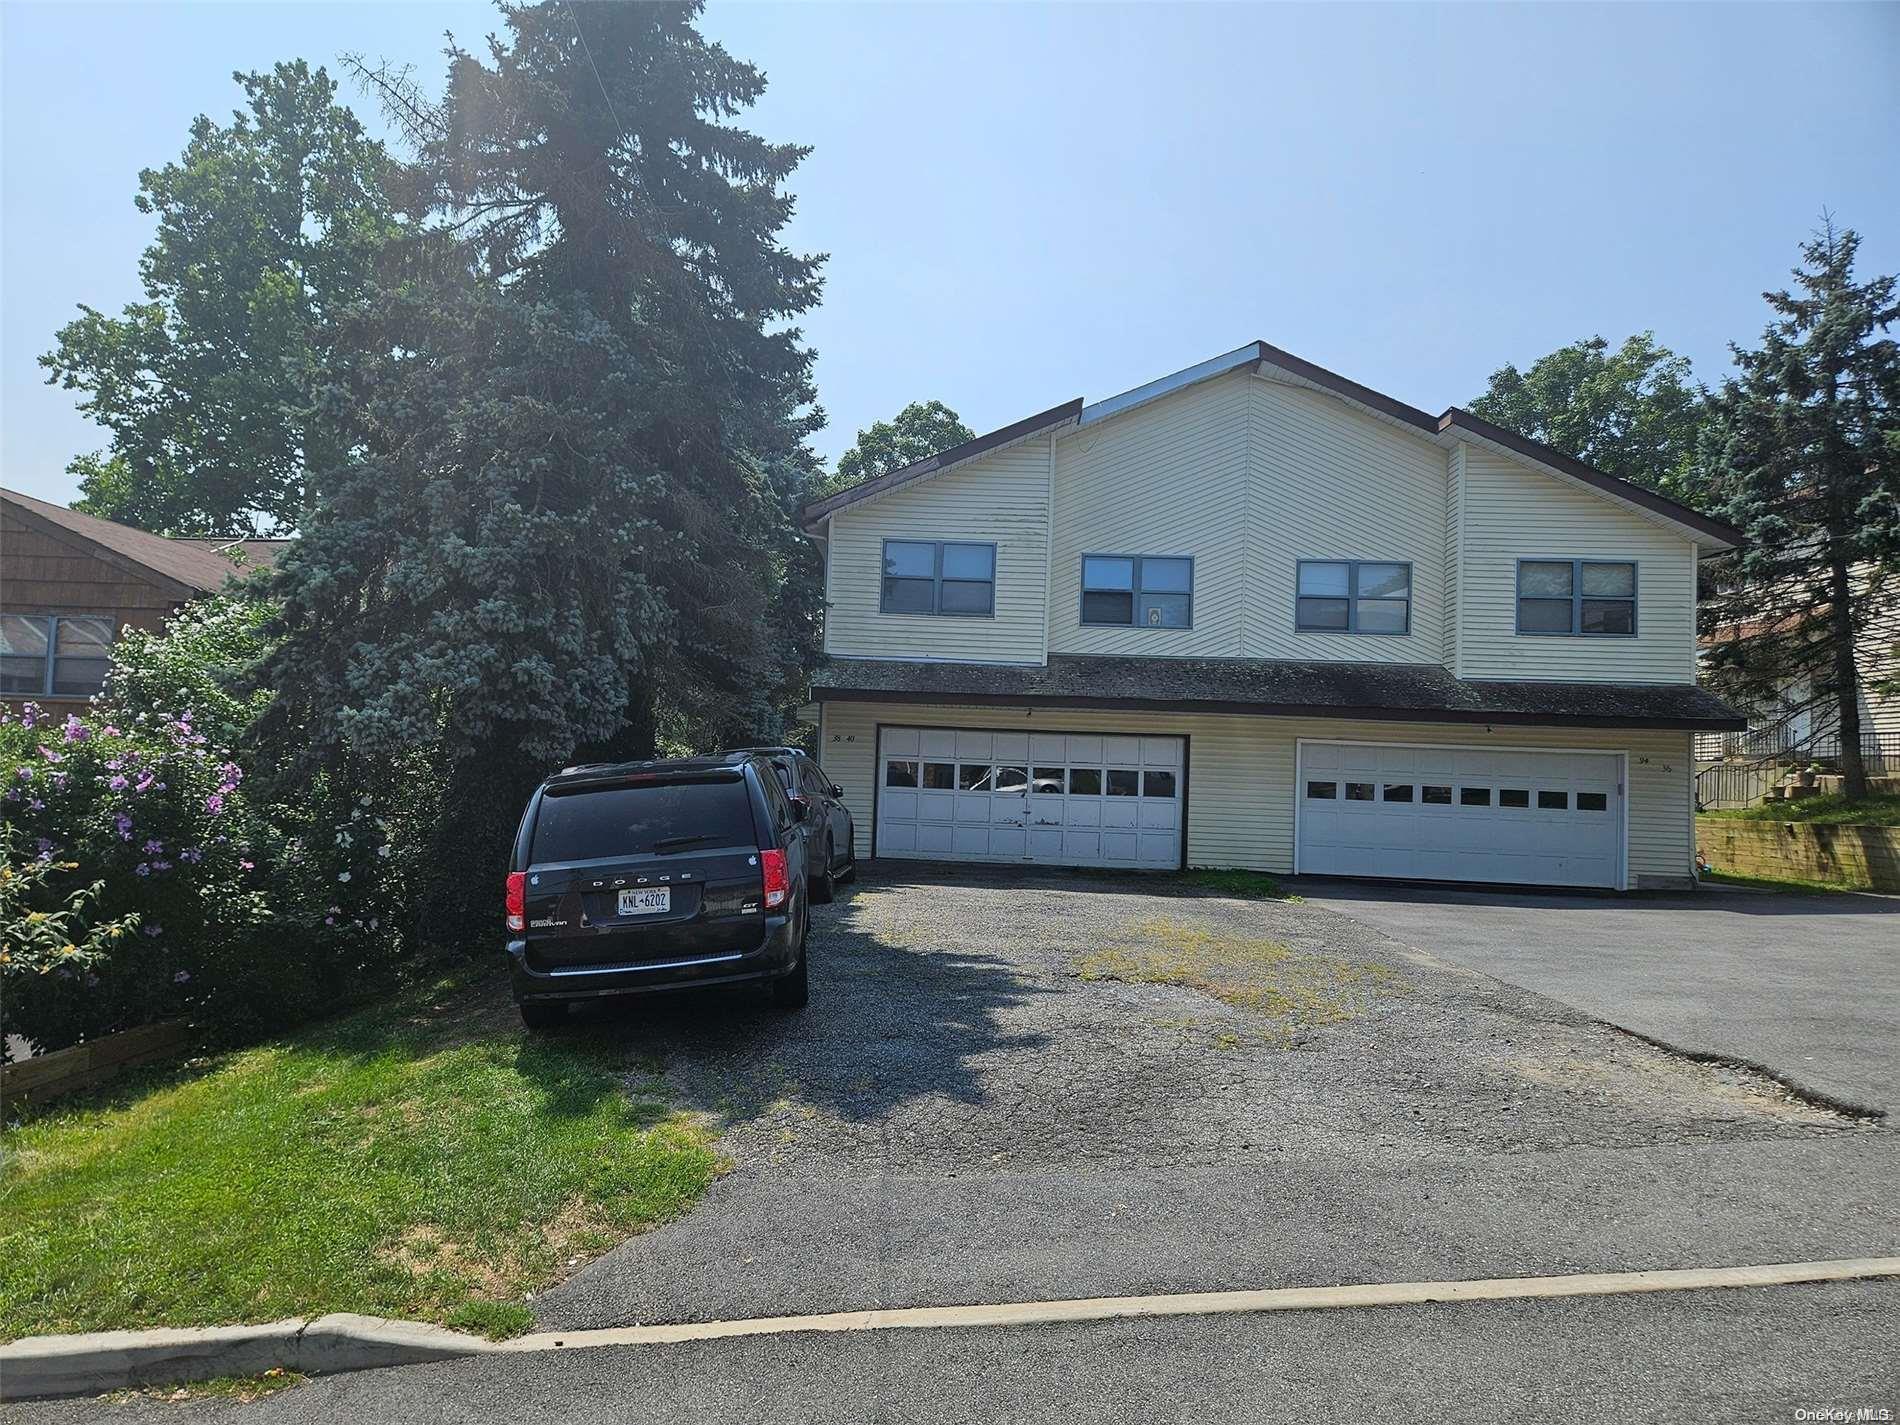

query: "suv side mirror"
left=830, top=783, right=843, bottom=797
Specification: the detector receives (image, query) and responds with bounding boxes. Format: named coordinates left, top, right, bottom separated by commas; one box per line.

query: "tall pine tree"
left=261, top=1, right=824, bottom=936
left=1700, top=222, right=1900, bottom=798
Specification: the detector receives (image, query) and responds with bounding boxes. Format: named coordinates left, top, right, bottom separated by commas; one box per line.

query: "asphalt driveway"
left=522, top=866, right=1893, bottom=1334
left=1291, top=880, right=1900, bottom=1116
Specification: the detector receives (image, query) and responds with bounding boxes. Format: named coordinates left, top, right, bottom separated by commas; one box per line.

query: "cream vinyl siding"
left=1048, top=372, right=1250, bottom=655
left=1457, top=448, right=1698, bottom=683
left=823, top=439, right=1052, bottom=663
left=817, top=699, right=1695, bottom=887
left=1239, top=378, right=1448, bottom=662
left=1046, top=373, right=1450, bottom=662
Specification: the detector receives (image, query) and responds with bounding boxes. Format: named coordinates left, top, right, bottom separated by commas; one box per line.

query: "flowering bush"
left=0, top=825, right=140, bottom=979
left=0, top=595, right=434, bottom=1051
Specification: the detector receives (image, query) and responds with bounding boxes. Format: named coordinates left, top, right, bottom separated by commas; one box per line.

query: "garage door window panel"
left=1297, top=561, right=1411, bottom=635
left=1460, top=787, right=1492, bottom=806
left=886, top=760, right=919, bottom=788
left=922, top=762, right=955, bottom=790
left=1070, top=768, right=1102, bottom=795
left=1106, top=770, right=1139, bottom=796
left=1306, top=780, right=1338, bottom=799
left=1143, top=770, right=1176, bottom=798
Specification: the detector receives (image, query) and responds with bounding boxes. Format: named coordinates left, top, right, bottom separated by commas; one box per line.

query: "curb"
left=0, top=1313, right=499, bottom=1402
left=7, top=1257, right=1899, bottom=1401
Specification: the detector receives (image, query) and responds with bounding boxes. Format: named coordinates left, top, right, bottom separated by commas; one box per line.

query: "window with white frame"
left=1080, top=555, right=1193, bottom=627
left=0, top=614, right=115, bottom=697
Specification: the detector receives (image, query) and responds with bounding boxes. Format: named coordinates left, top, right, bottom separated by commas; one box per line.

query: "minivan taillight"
left=760, top=849, right=789, bottom=909
left=505, top=871, right=526, bottom=932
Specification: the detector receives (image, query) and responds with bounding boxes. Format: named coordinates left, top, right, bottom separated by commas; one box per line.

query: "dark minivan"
left=505, top=753, right=812, bottom=1028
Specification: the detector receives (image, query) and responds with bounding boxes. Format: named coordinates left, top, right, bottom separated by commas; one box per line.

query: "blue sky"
left=4, top=2, right=1897, bottom=508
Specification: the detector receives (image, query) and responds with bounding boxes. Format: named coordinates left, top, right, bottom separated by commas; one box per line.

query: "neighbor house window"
left=1080, top=555, right=1193, bottom=628
left=0, top=614, right=114, bottom=698
left=1296, top=561, right=1411, bottom=634
left=881, top=540, right=995, bottom=616
left=1517, top=560, right=1636, bottom=636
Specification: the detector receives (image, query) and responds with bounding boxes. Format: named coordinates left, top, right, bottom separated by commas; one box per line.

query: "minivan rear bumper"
left=507, top=911, right=800, bottom=1004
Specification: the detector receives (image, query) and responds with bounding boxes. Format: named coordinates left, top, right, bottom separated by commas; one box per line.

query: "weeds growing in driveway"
left=1178, top=868, right=1301, bottom=901
left=0, top=977, right=720, bottom=1342
left=1073, top=918, right=1403, bottom=1037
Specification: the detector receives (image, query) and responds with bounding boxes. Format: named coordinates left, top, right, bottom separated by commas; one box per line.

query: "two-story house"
left=799, top=342, right=1745, bottom=891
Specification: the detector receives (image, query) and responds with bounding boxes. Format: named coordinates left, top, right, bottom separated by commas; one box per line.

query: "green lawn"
left=1701, top=869, right=1872, bottom=894
left=0, top=979, right=719, bottom=1342
left=1699, top=792, right=1900, bottom=827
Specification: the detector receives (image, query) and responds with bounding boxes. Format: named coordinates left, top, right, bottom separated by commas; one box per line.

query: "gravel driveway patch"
left=529, top=867, right=1895, bottom=1330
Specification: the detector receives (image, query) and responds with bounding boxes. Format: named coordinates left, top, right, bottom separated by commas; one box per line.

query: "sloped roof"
left=799, top=340, right=1744, bottom=551
left=1, top=488, right=250, bottom=595
left=812, top=654, right=1747, bottom=731
left=173, top=537, right=292, bottom=569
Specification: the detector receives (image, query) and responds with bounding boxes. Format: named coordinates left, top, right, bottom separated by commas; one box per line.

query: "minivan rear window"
left=532, top=778, right=757, bottom=863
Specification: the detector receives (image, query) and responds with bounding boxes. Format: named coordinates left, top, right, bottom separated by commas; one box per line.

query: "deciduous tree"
left=1470, top=333, right=1712, bottom=508
left=816, top=400, right=974, bottom=497
left=41, top=62, right=396, bottom=534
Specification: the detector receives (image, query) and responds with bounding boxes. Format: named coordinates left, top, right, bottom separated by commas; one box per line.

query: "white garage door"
left=876, top=727, right=1183, bottom=869
left=1296, top=741, right=1624, bottom=889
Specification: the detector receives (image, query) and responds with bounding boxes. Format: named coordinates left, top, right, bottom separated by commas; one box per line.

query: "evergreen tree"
left=1470, top=333, right=1712, bottom=508
left=40, top=62, right=396, bottom=534
left=815, top=400, right=974, bottom=497
left=1700, top=222, right=1900, bottom=798
left=262, top=1, right=823, bottom=935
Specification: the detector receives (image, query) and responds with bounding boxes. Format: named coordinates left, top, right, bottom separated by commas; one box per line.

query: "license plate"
left=617, top=888, right=670, bottom=916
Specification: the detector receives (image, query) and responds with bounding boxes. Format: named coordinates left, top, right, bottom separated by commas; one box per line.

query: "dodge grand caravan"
left=505, top=753, right=812, bottom=1028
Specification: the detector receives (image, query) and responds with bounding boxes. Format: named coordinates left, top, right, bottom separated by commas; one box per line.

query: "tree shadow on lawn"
left=555, top=882, right=1056, bottom=1136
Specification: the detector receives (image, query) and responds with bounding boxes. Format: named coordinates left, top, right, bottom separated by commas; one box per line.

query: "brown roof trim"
left=1246, top=346, right=1743, bottom=548
left=1251, top=341, right=1439, bottom=433
left=810, top=684, right=1742, bottom=731
left=1434, top=407, right=1744, bottom=548
left=799, top=399, right=1083, bottom=529
left=795, top=340, right=1743, bottom=549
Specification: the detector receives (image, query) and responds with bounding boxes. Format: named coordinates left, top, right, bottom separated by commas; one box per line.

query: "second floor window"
left=1296, top=561, right=1411, bottom=634
left=1517, top=560, right=1637, bottom=636
left=881, top=540, right=995, bottom=616
left=0, top=613, right=115, bottom=697
left=1081, top=555, right=1193, bottom=627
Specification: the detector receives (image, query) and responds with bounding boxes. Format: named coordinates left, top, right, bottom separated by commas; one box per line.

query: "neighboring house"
left=799, top=341, right=1746, bottom=891
left=0, top=488, right=278, bottom=711
left=1695, top=576, right=1900, bottom=762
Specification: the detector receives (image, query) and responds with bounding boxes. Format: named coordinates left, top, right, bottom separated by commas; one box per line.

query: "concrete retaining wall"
left=1696, top=817, right=1900, bottom=891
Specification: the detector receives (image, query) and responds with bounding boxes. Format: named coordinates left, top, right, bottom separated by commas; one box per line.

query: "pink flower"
left=204, top=793, right=225, bottom=814
left=108, top=775, right=128, bottom=791
left=115, top=812, right=134, bottom=840
left=61, top=715, right=88, bottom=743
left=239, top=858, right=255, bottom=871
left=37, top=745, right=63, bottom=763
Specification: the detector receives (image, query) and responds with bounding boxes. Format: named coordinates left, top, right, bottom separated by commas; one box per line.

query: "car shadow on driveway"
left=557, top=873, right=1057, bottom=1131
